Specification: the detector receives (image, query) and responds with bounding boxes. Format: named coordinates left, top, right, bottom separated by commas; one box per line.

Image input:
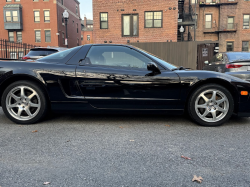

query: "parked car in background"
left=203, top=52, right=250, bottom=73
left=22, top=47, right=67, bottom=60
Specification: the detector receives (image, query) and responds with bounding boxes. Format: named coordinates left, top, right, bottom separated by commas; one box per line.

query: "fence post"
left=5, top=40, right=8, bottom=59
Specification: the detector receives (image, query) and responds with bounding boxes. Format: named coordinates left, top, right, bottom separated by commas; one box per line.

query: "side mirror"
left=79, top=57, right=91, bottom=65
left=147, top=62, right=160, bottom=73
left=204, top=61, right=209, bottom=64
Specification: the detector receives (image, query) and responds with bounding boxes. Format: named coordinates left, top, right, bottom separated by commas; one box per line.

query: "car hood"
left=226, top=71, right=250, bottom=82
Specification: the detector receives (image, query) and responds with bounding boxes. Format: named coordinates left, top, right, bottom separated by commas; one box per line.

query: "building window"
left=87, top=35, right=90, bottom=41
left=242, top=41, right=249, bottom=51
left=81, top=35, right=83, bottom=41
left=206, top=0, right=212, bottom=2
left=76, top=6, right=78, bottom=15
left=62, top=14, right=64, bottom=24
left=122, top=14, right=138, bottom=37
left=15, top=0, right=20, bottom=2
left=62, top=32, right=65, bottom=44
left=6, top=0, right=11, bottom=2
left=44, top=10, right=50, bottom=22
left=45, top=30, right=51, bottom=42
left=33, top=0, right=39, bottom=1
left=191, top=0, right=197, bottom=3
left=73, top=20, right=74, bottom=26
left=226, top=41, right=234, bottom=52
left=61, top=0, right=63, bottom=5
left=35, top=30, right=41, bottom=42
left=100, top=13, right=108, bottom=29
left=5, top=11, right=11, bottom=22
left=34, top=11, right=40, bottom=22
left=205, top=14, right=212, bottom=29
left=9, top=32, right=14, bottom=42
left=77, top=39, right=79, bottom=46
left=18, top=52, right=24, bottom=59
left=227, top=17, right=234, bottom=29
left=77, top=23, right=78, bottom=33
left=10, top=52, right=17, bottom=59
left=5, top=11, right=19, bottom=22
left=243, top=15, right=250, bottom=29
left=17, top=32, right=22, bottom=43
left=145, top=11, right=162, bottom=28
left=12, top=11, right=18, bottom=22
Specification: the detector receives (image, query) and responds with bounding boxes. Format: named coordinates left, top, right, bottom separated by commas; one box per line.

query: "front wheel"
left=188, top=84, right=234, bottom=127
left=1, top=81, right=48, bottom=124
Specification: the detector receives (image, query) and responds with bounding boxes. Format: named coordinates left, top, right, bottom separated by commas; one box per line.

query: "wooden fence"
left=131, top=42, right=198, bottom=70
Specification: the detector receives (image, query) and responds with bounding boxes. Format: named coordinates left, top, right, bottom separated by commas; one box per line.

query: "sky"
left=80, top=0, right=93, bottom=20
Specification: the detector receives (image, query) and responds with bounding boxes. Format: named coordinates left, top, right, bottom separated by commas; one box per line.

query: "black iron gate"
left=0, top=39, right=39, bottom=60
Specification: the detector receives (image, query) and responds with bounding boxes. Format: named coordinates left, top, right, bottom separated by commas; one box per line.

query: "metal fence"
left=0, top=39, right=39, bottom=60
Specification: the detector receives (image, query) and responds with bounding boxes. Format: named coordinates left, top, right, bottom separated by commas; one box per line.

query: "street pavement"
left=0, top=108, right=250, bottom=187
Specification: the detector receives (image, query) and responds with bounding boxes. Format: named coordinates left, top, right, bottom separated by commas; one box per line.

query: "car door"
left=75, top=45, right=181, bottom=110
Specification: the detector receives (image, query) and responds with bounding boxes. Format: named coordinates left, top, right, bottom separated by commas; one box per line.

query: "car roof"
left=91, top=44, right=132, bottom=47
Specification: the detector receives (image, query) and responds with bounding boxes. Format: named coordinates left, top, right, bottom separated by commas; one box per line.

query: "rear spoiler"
left=0, top=58, right=19, bottom=61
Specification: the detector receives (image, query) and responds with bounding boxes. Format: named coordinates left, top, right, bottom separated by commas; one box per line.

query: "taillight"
left=22, top=56, right=30, bottom=60
left=226, top=64, right=243, bottom=69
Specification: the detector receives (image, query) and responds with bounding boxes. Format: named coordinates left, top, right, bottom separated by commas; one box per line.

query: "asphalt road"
left=0, top=109, right=250, bottom=187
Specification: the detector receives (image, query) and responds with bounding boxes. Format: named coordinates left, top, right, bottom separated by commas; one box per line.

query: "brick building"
left=81, top=17, right=93, bottom=45
left=93, top=0, right=178, bottom=44
left=182, top=0, right=250, bottom=52
left=0, top=0, right=81, bottom=48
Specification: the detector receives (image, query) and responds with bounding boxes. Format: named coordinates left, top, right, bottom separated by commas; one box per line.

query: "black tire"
left=188, top=84, right=234, bottom=127
left=1, top=80, right=48, bottom=124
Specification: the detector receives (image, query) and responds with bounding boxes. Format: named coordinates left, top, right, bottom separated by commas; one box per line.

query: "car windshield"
left=227, top=52, right=250, bottom=62
left=132, top=46, right=177, bottom=70
left=37, top=47, right=78, bottom=62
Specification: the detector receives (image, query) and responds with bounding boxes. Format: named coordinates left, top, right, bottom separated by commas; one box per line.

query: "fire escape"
left=200, top=0, right=238, bottom=34
left=178, top=0, right=196, bottom=41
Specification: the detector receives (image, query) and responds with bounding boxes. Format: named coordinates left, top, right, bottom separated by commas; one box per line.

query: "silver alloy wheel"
left=195, top=89, right=229, bottom=123
left=6, top=86, right=41, bottom=121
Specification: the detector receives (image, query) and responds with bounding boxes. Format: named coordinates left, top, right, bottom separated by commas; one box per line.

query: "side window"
left=84, top=46, right=152, bottom=69
left=209, top=55, right=217, bottom=63
left=210, top=53, right=222, bottom=64
left=215, top=53, right=223, bottom=64
left=224, top=55, right=228, bottom=63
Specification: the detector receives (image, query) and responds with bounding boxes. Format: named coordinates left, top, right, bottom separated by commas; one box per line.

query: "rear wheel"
left=1, top=81, right=48, bottom=124
left=188, top=84, right=234, bottom=126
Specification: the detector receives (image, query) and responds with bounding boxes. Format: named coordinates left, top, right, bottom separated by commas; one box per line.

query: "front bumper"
left=234, top=83, right=250, bottom=117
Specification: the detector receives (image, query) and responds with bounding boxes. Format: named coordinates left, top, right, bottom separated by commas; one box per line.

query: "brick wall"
left=219, top=1, right=250, bottom=52
left=93, top=0, right=178, bottom=44
left=187, top=0, right=250, bottom=52
left=81, top=30, right=93, bottom=45
left=0, top=0, right=81, bottom=48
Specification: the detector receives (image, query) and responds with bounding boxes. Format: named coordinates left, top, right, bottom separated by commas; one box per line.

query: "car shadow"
left=0, top=108, right=249, bottom=127
left=43, top=112, right=250, bottom=127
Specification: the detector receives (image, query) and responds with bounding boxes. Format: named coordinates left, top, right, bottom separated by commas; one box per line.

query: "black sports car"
left=0, top=44, right=250, bottom=126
